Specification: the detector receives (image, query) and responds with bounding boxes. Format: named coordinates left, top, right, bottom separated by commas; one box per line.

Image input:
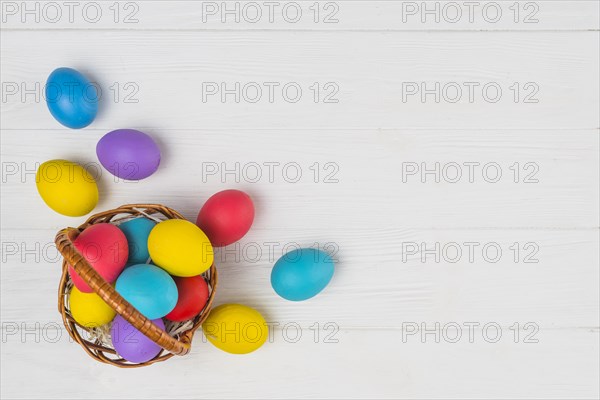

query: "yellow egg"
left=69, top=286, right=116, bottom=328
left=148, top=219, right=213, bottom=277
left=36, top=159, right=98, bottom=217
left=202, top=304, right=268, bottom=354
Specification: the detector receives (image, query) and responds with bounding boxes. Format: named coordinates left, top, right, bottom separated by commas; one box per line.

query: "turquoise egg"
left=118, top=218, right=156, bottom=264
left=271, top=248, right=335, bottom=301
left=116, top=264, right=178, bottom=319
left=45, top=67, right=98, bottom=129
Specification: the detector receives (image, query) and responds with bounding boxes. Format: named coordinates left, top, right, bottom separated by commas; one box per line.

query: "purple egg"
left=110, top=315, right=165, bottom=363
left=96, top=129, right=161, bottom=180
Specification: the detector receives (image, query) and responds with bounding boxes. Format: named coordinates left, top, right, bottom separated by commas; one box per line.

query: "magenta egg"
left=68, top=223, right=128, bottom=293
left=96, top=129, right=161, bottom=180
left=196, top=190, right=255, bottom=247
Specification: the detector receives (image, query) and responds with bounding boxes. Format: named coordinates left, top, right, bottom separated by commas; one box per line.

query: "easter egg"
left=165, top=275, right=210, bottom=322
left=202, top=304, right=268, bottom=354
left=69, top=286, right=116, bottom=328
left=45, top=67, right=98, bottom=129
left=115, top=264, right=178, bottom=319
left=117, top=217, right=156, bottom=264
left=148, top=219, right=214, bottom=277
left=196, top=190, right=254, bottom=247
left=68, top=223, right=128, bottom=293
left=271, top=248, right=335, bottom=301
left=96, top=129, right=161, bottom=180
left=111, top=315, right=164, bottom=363
left=36, top=159, right=99, bottom=217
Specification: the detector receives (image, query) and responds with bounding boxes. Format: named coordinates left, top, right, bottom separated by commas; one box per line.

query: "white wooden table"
left=1, top=1, right=599, bottom=398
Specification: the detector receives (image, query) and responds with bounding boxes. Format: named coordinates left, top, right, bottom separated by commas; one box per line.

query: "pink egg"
left=68, top=223, right=128, bottom=292
left=196, top=190, right=254, bottom=247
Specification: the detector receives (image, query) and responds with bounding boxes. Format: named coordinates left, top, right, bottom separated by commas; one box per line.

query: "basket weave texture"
left=55, top=204, right=218, bottom=367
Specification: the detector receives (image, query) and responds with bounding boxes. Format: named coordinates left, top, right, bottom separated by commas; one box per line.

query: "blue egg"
left=271, top=248, right=335, bottom=301
left=45, top=67, right=98, bottom=129
left=116, top=264, right=178, bottom=319
left=118, top=218, right=156, bottom=264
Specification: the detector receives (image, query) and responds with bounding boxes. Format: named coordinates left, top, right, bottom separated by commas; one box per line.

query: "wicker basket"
left=54, top=204, right=218, bottom=368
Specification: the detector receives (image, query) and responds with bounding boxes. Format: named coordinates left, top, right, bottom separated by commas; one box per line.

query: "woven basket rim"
left=55, top=203, right=218, bottom=368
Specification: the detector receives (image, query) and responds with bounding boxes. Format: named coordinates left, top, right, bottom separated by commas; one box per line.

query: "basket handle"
left=55, top=227, right=191, bottom=356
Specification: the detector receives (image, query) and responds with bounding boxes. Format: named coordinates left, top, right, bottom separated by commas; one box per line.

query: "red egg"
left=165, top=275, right=209, bottom=322
left=68, top=223, right=128, bottom=293
left=196, top=189, right=254, bottom=247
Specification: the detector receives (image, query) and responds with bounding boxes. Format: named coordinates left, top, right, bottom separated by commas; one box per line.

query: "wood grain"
left=2, top=227, right=598, bottom=327
left=1, top=1, right=598, bottom=398
left=1, top=326, right=598, bottom=399
left=1, top=31, right=598, bottom=130
left=2, top=129, right=597, bottom=229
left=1, top=1, right=598, bottom=31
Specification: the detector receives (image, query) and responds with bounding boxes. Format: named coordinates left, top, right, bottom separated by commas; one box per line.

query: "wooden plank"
left=1, top=31, right=598, bottom=130
left=1, top=5, right=598, bottom=397
left=1, top=129, right=597, bottom=229
left=1, top=1, right=598, bottom=31
left=2, top=227, right=598, bottom=327
left=1, top=326, right=598, bottom=399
